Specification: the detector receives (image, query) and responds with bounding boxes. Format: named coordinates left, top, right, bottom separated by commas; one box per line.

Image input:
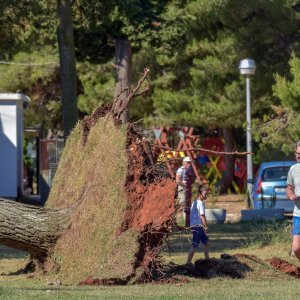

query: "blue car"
left=252, top=161, right=296, bottom=212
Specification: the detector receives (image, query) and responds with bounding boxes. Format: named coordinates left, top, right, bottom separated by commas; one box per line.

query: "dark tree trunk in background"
left=0, top=199, right=67, bottom=259
left=114, top=37, right=132, bottom=123
left=219, top=128, right=235, bottom=193
left=57, top=0, right=78, bottom=138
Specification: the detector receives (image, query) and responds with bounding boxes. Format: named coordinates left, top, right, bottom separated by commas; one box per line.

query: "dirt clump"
left=266, top=257, right=300, bottom=278
left=164, top=253, right=300, bottom=281
left=166, top=255, right=251, bottom=280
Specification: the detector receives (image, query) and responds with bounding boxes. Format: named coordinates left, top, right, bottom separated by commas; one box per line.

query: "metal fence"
left=39, top=139, right=64, bottom=203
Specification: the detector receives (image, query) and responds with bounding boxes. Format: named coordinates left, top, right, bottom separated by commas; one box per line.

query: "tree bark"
left=57, top=0, right=78, bottom=138
left=0, top=199, right=68, bottom=258
left=219, top=128, right=235, bottom=193
left=114, top=37, right=132, bottom=123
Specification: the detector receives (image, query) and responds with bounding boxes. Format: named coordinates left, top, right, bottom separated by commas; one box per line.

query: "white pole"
left=246, top=76, right=254, bottom=208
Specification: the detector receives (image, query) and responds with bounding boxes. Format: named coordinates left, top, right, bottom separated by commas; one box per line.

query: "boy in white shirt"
left=186, top=184, right=210, bottom=265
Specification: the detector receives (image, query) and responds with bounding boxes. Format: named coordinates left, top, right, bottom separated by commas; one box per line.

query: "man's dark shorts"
left=191, top=226, right=209, bottom=247
left=292, top=216, right=300, bottom=235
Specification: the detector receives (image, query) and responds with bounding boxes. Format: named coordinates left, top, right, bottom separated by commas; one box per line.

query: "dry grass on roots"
left=46, top=116, right=140, bottom=282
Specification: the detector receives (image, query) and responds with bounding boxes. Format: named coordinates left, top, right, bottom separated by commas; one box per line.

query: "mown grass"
left=1, top=279, right=300, bottom=300
left=1, top=220, right=300, bottom=299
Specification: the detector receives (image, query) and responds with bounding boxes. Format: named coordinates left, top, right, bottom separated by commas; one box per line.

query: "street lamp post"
left=239, top=58, right=256, bottom=208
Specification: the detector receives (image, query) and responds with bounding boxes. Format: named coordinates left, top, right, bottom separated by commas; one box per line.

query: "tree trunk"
left=0, top=199, right=67, bottom=258
left=219, top=128, right=235, bottom=193
left=57, top=0, right=78, bottom=138
left=114, top=37, right=132, bottom=123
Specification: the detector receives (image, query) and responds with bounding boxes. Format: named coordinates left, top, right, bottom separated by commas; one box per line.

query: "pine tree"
left=149, top=0, right=300, bottom=190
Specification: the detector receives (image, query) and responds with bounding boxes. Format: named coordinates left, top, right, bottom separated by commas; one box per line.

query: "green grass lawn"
left=1, top=221, right=300, bottom=299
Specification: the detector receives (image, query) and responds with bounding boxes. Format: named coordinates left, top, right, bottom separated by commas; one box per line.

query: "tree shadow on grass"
left=165, top=255, right=252, bottom=279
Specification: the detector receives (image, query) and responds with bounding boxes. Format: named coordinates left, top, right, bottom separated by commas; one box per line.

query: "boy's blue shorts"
left=191, top=226, right=209, bottom=247
left=292, top=216, right=300, bottom=235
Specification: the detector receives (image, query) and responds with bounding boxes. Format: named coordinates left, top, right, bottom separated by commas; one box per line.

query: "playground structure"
left=153, top=126, right=247, bottom=190
left=152, top=126, right=247, bottom=225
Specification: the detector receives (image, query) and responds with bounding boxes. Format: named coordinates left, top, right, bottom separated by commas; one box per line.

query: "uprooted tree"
left=0, top=68, right=179, bottom=283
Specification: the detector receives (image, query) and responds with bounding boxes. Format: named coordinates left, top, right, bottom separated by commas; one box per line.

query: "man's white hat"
left=183, top=156, right=192, bottom=162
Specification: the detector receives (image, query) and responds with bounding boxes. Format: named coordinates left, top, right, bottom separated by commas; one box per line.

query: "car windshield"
left=262, top=167, right=290, bottom=182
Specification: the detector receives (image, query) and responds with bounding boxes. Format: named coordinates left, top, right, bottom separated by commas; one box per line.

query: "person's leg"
left=186, top=227, right=200, bottom=264
left=186, top=247, right=196, bottom=264
left=199, top=227, right=209, bottom=259
left=177, top=186, right=186, bottom=222
left=292, top=235, right=300, bottom=259
left=292, top=217, right=300, bottom=259
left=181, top=187, right=187, bottom=222
left=203, top=243, right=209, bottom=259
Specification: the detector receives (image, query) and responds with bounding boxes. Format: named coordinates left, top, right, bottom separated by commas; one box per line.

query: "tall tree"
left=1, top=0, right=79, bottom=137
left=57, top=0, right=78, bottom=137
left=71, top=0, right=168, bottom=122
left=149, top=0, right=300, bottom=190
left=257, top=53, right=300, bottom=154
left=114, top=37, right=132, bottom=123
left=0, top=1, right=63, bottom=135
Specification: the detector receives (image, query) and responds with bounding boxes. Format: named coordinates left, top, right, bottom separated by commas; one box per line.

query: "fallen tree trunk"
left=0, top=198, right=68, bottom=258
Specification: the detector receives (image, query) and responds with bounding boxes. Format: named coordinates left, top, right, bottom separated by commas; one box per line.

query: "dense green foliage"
left=0, top=0, right=299, bottom=158
left=0, top=1, right=57, bottom=57
left=0, top=49, right=61, bottom=131
left=256, top=53, right=300, bottom=155
left=148, top=0, right=300, bottom=156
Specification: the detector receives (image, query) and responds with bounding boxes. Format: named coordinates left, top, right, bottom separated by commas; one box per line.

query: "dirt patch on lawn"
left=266, top=257, right=300, bottom=278
left=163, top=253, right=294, bottom=282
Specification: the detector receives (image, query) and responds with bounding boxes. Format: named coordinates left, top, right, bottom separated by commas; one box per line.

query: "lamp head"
left=239, top=59, right=256, bottom=76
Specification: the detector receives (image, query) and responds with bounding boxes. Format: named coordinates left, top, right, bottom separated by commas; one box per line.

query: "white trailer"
left=0, top=93, right=30, bottom=199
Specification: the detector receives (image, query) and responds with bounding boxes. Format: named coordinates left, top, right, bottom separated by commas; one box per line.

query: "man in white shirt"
left=287, top=141, right=300, bottom=259
left=176, top=156, right=192, bottom=220
left=186, top=184, right=210, bottom=265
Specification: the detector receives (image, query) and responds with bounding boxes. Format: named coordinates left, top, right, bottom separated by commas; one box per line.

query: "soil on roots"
left=119, top=124, right=178, bottom=280
left=121, top=124, right=177, bottom=232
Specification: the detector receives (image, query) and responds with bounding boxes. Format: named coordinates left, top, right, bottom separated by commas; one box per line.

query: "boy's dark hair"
left=197, top=184, right=210, bottom=194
